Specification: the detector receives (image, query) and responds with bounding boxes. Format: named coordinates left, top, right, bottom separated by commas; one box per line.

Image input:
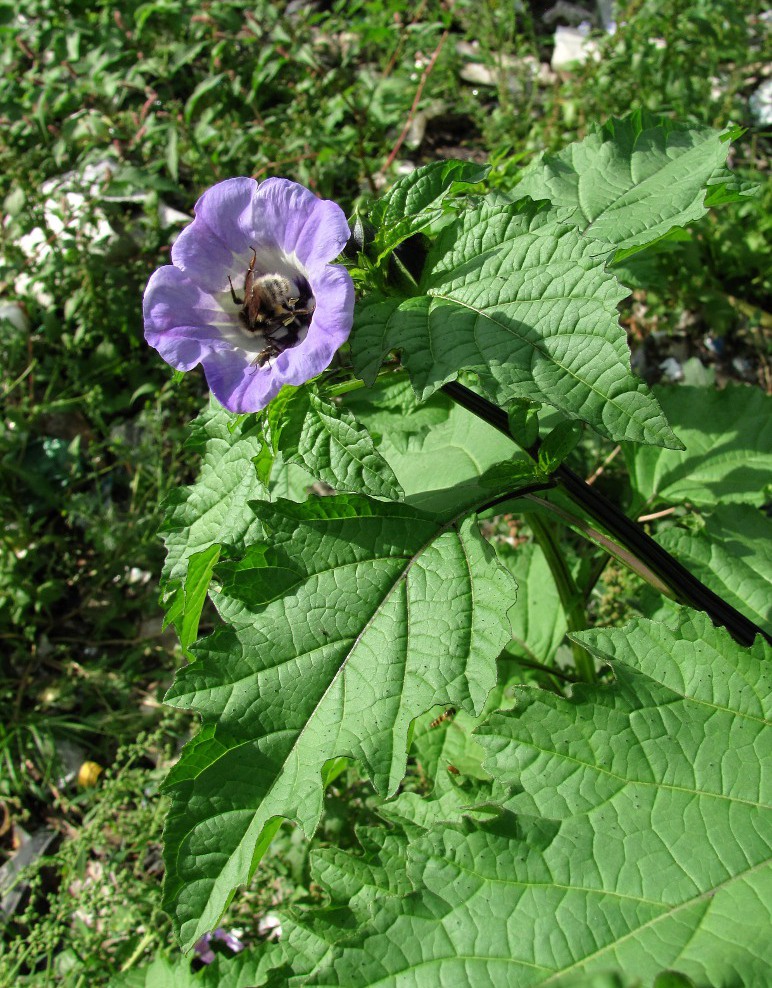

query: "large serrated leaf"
left=312, top=827, right=413, bottom=918
left=161, top=494, right=515, bottom=950
left=272, top=388, right=403, bottom=499
left=160, top=399, right=265, bottom=588
left=513, top=112, right=748, bottom=257
left=345, top=377, right=526, bottom=515
left=656, top=505, right=772, bottom=632
left=297, top=610, right=770, bottom=987
left=352, top=198, right=680, bottom=448
left=625, top=384, right=772, bottom=510
left=370, top=159, right=489, bottom=260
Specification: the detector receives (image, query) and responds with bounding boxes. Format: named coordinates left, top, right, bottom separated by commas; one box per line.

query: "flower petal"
left=144, top=177, right=355, bottom=411
left=280, top=264, right=355, bottom=386
left=171, top=178, right=258, bottom=292
left=253, top=178, right=351, bottom=268
left=204, top=348, right=285, bottom=413
left=143, top=266, right=238, bottom=369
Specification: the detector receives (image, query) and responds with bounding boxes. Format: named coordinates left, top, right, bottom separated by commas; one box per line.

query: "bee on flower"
left=143, top=177, right=354, bottom=412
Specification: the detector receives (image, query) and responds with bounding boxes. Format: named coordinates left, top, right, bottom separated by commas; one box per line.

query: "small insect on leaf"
left=430, top=708, right=457, bottom=729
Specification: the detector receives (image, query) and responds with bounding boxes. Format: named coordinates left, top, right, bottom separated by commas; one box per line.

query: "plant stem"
left=528, top=514, right=596, bottom=682
left=525, top=494, right=674, bottom=598
left=441, top=381, right=771, bottom=648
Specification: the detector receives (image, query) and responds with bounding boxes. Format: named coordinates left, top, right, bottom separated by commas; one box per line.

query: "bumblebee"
left=228, top=248, right=312, bottom=337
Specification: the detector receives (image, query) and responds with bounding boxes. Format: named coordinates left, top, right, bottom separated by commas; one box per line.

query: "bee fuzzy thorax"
left=252, top=274, right=300, bottom=316
left=228, top=248, right=315, bottom=358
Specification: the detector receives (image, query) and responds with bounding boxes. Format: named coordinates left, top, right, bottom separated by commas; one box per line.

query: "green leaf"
left=162, top=494, right=515, bottom=949
left=656, top=505, right=772, bottom=631
left=160, top=399, right=265, bottom=588
left=507, top=399, right=541, bottom=452
left=537, top=420, right=583, bottom=473
left=312, top=827, right=413, bottom=919
left=653, top=973, right=697, bottom=988
left=184, top=72, right=226, bottom=124
left=106, top=955, right=201, bottom=988
left=177, top=544, right=221, bottom=654
left=625, top=384, right=772, bottom=510
left=107, top=937, right=330, bottom=988
left=265, top=450, right=318, bottom=502
left=344, top=378, right=526, bottom=516
left=371, top=159, right=489, bottom=260
left=271, top=388, right=403, bottom=499
left=514, top=112, right=748, bottom=258
left=301, top=610, right=771, bottom=986
left=499, top=539, right=567, bottom=665
left=351, top=199, right=680, bottom=449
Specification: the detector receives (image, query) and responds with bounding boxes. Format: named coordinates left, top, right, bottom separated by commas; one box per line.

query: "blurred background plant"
left=0, top=0, right=768, bottom=982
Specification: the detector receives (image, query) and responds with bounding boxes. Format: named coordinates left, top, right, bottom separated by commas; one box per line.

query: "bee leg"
left=228, top=276, right=243, bottom=306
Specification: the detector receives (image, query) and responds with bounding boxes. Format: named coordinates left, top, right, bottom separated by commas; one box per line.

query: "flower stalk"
left=441, top=381, right=771, bottom=649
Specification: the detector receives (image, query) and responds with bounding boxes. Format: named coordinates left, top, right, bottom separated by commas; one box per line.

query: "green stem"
left=119, top=931, right=154, bottom=973
left=441, top=381, right=770, bottom=648
left=324, top=365, right=403, bottom=399
left=528, top=514, right=596, bottom=683
left=526, top=494, right=674, bottom=599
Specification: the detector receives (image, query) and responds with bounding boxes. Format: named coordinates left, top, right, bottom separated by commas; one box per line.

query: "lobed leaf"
left=352, top=198, right=680, bottom=448
left=297, top=610, right=771, bottom=986
left=161, top=494, right=515, bottom=949
left=270, top=387, right=403, bottom=500
left=160, top=399, right=265, bottom=588
left=625, top=384, right=772, bottom=510
left=370, top=159, right=489, bottom=260
left=514, top=112, right=749, bottom=258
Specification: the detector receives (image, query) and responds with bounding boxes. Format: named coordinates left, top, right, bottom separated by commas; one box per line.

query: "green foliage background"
left=0, top=0, right=768, bottom=984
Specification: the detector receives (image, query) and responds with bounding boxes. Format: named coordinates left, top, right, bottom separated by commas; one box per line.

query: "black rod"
left=441, top=381, right=771, bottom=648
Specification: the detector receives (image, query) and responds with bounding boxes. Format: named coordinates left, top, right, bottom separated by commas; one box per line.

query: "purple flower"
left=192, top=927, right=245, bottom=964
left=143, top=177, right=354, bottom=412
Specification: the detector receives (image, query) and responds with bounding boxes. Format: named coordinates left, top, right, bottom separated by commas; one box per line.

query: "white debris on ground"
left=551, top=23, right=601, bottom=70
left=749, top=78, right=772, bottom=126
left=2, top=156, right=191, bottom=308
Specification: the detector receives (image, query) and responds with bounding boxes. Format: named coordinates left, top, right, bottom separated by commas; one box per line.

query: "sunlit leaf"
left=160, top=399, right=265, bottom=588
left=270, top=387, right=402, bottom=499
left=514, top=112, right=749, bottom=257
left=625, top=384, right=772, bottom=510
left=371, top=159, right=489, bottom=260
left=656, top=505, right=772, bottom=630
left=294, top=610, right=771, bottom=986
left=352, top=199, right=680, bottom=448
left=162, top=494, right=515, bottom=949
left=345, top=377, right=528, bottom=515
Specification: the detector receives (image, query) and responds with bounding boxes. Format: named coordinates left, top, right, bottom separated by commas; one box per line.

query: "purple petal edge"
left=143, top=177, right=355, bottom=412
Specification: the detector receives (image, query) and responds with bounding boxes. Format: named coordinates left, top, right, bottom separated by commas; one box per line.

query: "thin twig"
left=637, top=506, right=677, bottom=523
left=383, top=25, right=450, bottom=172
left=586, top=444, right=621, bottom=485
